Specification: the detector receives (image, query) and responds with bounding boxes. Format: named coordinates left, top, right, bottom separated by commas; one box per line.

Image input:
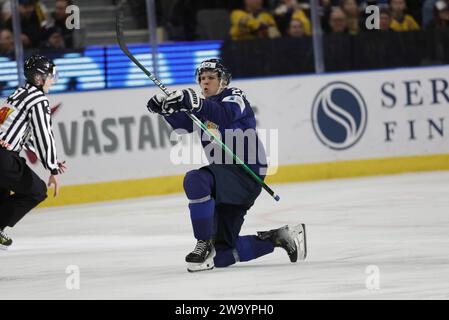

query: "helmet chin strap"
left=217, top=78, right=227, bottom=95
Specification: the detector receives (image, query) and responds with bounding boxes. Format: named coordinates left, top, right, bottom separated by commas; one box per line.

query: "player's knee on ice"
left=183, top=169, right=214, bottom=200
left=213, top=236, right=275, bottom=268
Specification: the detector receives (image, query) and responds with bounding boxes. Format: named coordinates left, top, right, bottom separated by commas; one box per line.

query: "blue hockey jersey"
left=164, top=87, right=268, bottom=178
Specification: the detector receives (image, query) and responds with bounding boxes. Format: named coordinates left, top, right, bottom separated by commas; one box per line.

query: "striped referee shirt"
left=0, top=83, right=59, bottom=174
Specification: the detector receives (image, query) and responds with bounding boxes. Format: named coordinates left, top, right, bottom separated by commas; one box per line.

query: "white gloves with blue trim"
left=165, top=89, right=202, bottom=113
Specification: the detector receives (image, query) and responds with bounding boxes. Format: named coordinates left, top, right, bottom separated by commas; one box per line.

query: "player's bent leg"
left=214, top=247, right=239, bottom=267
left=214, top=224, right=308, bottom=267
left=213, top=205, right=275, bottom=268
left=235, top=235, right=275, bottom=262
left=214, top=236, right=275, bottom=268
left=183, top=169, right=216, bottom=272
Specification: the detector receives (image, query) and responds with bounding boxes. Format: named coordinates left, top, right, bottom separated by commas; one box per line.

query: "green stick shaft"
left=186, top=112, right=279, bottom=201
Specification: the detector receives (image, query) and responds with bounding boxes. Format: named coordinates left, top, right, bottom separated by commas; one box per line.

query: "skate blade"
left=289, top=224, right=307, bottom=260
left=187, top=263, right=214, bottom=273
left=0, top=244, right=9, bottom=251
left=187, top=257, right=215, bottom=272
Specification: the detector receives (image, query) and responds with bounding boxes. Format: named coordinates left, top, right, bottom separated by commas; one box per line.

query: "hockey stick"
left=115, top=2, right=280, bottom=201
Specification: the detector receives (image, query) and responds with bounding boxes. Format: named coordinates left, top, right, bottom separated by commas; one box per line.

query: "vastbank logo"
left=311, top=82, right=367, bottom=150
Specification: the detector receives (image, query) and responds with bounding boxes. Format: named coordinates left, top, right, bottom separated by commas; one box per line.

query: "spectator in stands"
left=1, top=0, right=47, bottom=23
left=273, top=0, right=311, bottom=36
left=329, top=7, right=348, bottom=33
left=427, top=0, right=449, bottom=29
left=321, top=0, right=355, bottom=33
left=389, top=0, right=420, bottom=31
left=41, top=26, right=65, bottom=49
left=50, top=0, right=75, bottom=48
left=0, top=28, right=14, bottom=55
left=379, top=7, right=393, bottom=31
left=340, top=0, right=360, bottom=34
left=230, top=0, right=281, bottom=40
left=286, top=17, right=306, bottom=37
left=4, top=0, right=46, bottom=48
left=405, top=0, right=423, bottom=26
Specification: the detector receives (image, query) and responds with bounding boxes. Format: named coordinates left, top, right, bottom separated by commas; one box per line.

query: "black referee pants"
left=0, top=148, right=47, bottom=229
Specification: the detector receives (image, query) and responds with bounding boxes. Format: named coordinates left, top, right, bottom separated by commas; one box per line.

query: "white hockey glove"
left=147, top=93, right=173, bottom=116
left=165, top=89, right=202, bottom=113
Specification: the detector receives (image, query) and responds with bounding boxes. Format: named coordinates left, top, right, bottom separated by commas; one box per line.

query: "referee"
left=0, top=54, right=66, bottom=250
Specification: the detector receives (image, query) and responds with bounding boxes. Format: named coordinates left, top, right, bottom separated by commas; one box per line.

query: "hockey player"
left=147, top=59, right=306, bottom=272
left=0, top=54, right=66, bottom=250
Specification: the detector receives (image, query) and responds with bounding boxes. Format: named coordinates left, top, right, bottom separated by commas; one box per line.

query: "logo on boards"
left=311, top=81, right=367, bottom=150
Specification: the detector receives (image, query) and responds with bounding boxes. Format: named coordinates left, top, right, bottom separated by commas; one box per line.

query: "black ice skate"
left=0, top=228, right=13, bottom=250
left=185, top=240, right=216, bottom=272
left=257, top=224, right=307, bottom=262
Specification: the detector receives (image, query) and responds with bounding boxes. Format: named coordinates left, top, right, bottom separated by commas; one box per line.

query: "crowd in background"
left=0, top=0, right=77, bottom=55
left=1, top=0, right=449, bottom=56
left=168, top=0, right=449, bottom=40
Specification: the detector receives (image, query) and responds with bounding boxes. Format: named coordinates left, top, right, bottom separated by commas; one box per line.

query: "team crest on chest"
left=205, top=120, right=222, bottom=141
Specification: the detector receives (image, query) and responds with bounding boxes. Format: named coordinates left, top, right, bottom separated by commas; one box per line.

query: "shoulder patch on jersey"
left=0, top=104, right=14, bottom=125
left=222, top=94, right=246, bottom=114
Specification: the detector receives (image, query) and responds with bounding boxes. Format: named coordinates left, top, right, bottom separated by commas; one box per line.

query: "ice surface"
left=1, top=171, right=449, bottom=299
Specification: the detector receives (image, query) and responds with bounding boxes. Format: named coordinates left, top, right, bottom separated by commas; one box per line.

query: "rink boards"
left=31, top=65, right=449, bottom=206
